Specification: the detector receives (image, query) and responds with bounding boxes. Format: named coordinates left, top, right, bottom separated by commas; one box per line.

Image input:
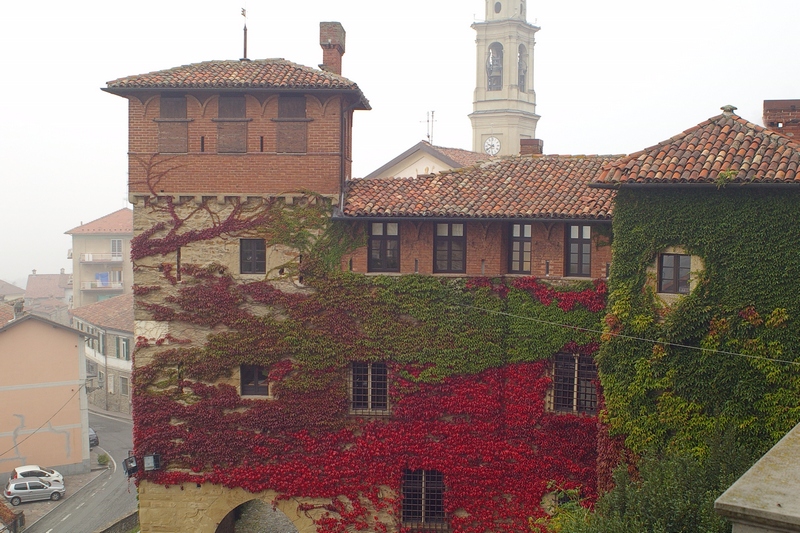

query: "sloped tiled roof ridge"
left=596, top=110, right=800, bottom=186
left=106, top=59, right=362, bottom=91
left=428, top=142, right=487, bottom=169
left=71, top=293, right=133, bottom=333
left=345, top=155, right=620, bottom=219
left=65, top=208, right=133, bottom=235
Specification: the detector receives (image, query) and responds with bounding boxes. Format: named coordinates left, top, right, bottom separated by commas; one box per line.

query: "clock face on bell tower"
left=484, top=136, right=501, bottom=156
left=470, top=0, right=540, bottom=157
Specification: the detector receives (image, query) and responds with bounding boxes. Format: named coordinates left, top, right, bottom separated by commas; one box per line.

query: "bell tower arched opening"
left=487, top=43, right=504, bottom=91
left=471, top=0, right=541, bottom=156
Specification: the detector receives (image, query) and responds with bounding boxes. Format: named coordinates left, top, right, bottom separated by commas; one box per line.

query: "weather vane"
left=241, top=7, right=248, bottom=61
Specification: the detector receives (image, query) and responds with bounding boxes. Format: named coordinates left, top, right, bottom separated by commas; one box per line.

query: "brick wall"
left=763, top=100, right=800, bottom=139
left=344, top=220, right=612, bottom=279
left=127, top=93, right=348, bottom=196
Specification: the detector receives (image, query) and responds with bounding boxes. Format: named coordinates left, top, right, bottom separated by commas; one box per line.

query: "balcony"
left=81, top=280, right=124, bottom=291
left=80, top=253, right=124, bottom=263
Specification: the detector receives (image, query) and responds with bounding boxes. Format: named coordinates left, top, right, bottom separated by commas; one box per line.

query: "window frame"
left=508, top=222, right=532, bottom=274
left=240, top=364, right=272, bottom=397
left=350, top=362, right=389, bottom=415
left=216, top=95, right=249, bottom=153
left=658, top=253, right=691, bottom=294
left=240, top=239, right=266, bottom=275
left=433, top=222, right=466, bottom=274
left=401, top=469, right=446, bottom=529
left=565, top=224, right=592, bottom=277
left=552, top=352, right=597, bottom=415
left=157, top=95, right=189, bottom=153
left=368, top=222, right=400, bottom=273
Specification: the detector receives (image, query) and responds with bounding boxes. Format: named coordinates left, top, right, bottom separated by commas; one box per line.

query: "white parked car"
left=10, top=465, right=63, bottom=484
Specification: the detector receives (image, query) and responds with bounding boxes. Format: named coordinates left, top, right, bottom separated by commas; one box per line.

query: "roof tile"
left=345, top=155, right=620, bottom=219
left=596, top=111, right=800, bottom=185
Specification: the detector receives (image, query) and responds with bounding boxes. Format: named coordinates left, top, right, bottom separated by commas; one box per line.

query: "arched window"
left=518, top=44, right=528, bottom=92
left=486, top=43, right=504, bottom=91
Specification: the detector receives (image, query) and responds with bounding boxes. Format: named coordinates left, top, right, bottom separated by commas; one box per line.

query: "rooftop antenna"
left=423, top=111, right=436, bottom=144
left=240, top=7, right=249, bottom=61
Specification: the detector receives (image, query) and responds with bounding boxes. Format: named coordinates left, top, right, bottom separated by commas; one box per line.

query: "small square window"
left=659, top=254, right=691, bottom=294
left=241, top=364, right=271, bottom=396
left=240, top=239, right=266, bottom=274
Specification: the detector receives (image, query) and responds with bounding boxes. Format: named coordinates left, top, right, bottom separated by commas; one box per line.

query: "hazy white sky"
left=0, top=0, right=796, bottom=287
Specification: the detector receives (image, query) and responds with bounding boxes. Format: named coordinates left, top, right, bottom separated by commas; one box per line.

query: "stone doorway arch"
left=215, top=499, right=300, bottom=533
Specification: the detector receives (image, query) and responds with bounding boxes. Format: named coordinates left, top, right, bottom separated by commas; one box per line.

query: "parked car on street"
left=89, top=427, right=99, bottom=448
left=10, top=465, right=63, bottom=484
left=4, top=476, right=65, bottom=505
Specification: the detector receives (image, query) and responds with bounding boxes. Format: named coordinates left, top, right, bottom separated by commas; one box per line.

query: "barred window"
left=350, top=362, right=388, bottom=414
left=553, top=353, right=597, bottom=415
left=402, top=469, right=446, bottom=529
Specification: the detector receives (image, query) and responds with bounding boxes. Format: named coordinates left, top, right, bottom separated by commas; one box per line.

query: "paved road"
left=24, top=411, right=137, bottom=533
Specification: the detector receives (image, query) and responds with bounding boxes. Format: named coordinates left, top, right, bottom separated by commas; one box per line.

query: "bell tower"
left=470, top=0, right=540, bottom=157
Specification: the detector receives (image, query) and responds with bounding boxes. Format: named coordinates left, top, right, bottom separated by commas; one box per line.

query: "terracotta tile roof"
left=25, top=273, right=72, bottom=299
left=0, top=302, right=15, bottom=324
left=71, top=293, right=133, bottom=333
left=0, top=280, right=24, bottom=298
left=105, top=59, right=369, bottom=108
left=344, top=155, right=619, bottom=219
left=429, top=143, right=487, bottom=168
left=596, top=107, right=800, bottom=186
left=65, top=208, right=133, bottom=235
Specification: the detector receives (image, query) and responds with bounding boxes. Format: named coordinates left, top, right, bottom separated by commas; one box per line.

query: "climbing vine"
left=130, top=195, right=609, bottom=532
left=600, top=187, right=800, bottom=461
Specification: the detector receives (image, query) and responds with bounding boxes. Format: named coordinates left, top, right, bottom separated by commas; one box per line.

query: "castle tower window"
left=275, top=95, right=309, bottom=153
left=486, top=43, right=504, bottom=91
left=157, top=96, right=188, bottom=153
left=217, top=95, right=248, bottom=153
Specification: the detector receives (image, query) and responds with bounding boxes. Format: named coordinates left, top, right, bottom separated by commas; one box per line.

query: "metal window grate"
left=553, top=353, right=597, bottom=415
left=350, top=362, right=389, bottom=415
left=402, top=469, right=447, bottom=530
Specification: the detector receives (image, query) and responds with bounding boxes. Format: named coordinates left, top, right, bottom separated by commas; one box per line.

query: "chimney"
left=763, top=99, right=800, bottom=138
left=520, top=138, right=544, bottom=156
left=32, top=269, right=37, bottom=275
left=60, top=268, right=65, bottom=275
left=319, top=22, right=346, bottom=75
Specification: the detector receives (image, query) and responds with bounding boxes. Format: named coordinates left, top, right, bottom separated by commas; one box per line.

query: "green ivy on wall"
left=600, top=187, right=800, bottom=459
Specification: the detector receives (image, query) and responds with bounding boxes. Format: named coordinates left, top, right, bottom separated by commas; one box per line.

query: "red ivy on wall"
left=130, top=200, right=607, bottom=532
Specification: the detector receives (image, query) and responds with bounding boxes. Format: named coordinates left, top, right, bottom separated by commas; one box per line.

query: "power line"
left=452, top=303, right=800, bottom=367
left=0, top=384, right=86, bottom=459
